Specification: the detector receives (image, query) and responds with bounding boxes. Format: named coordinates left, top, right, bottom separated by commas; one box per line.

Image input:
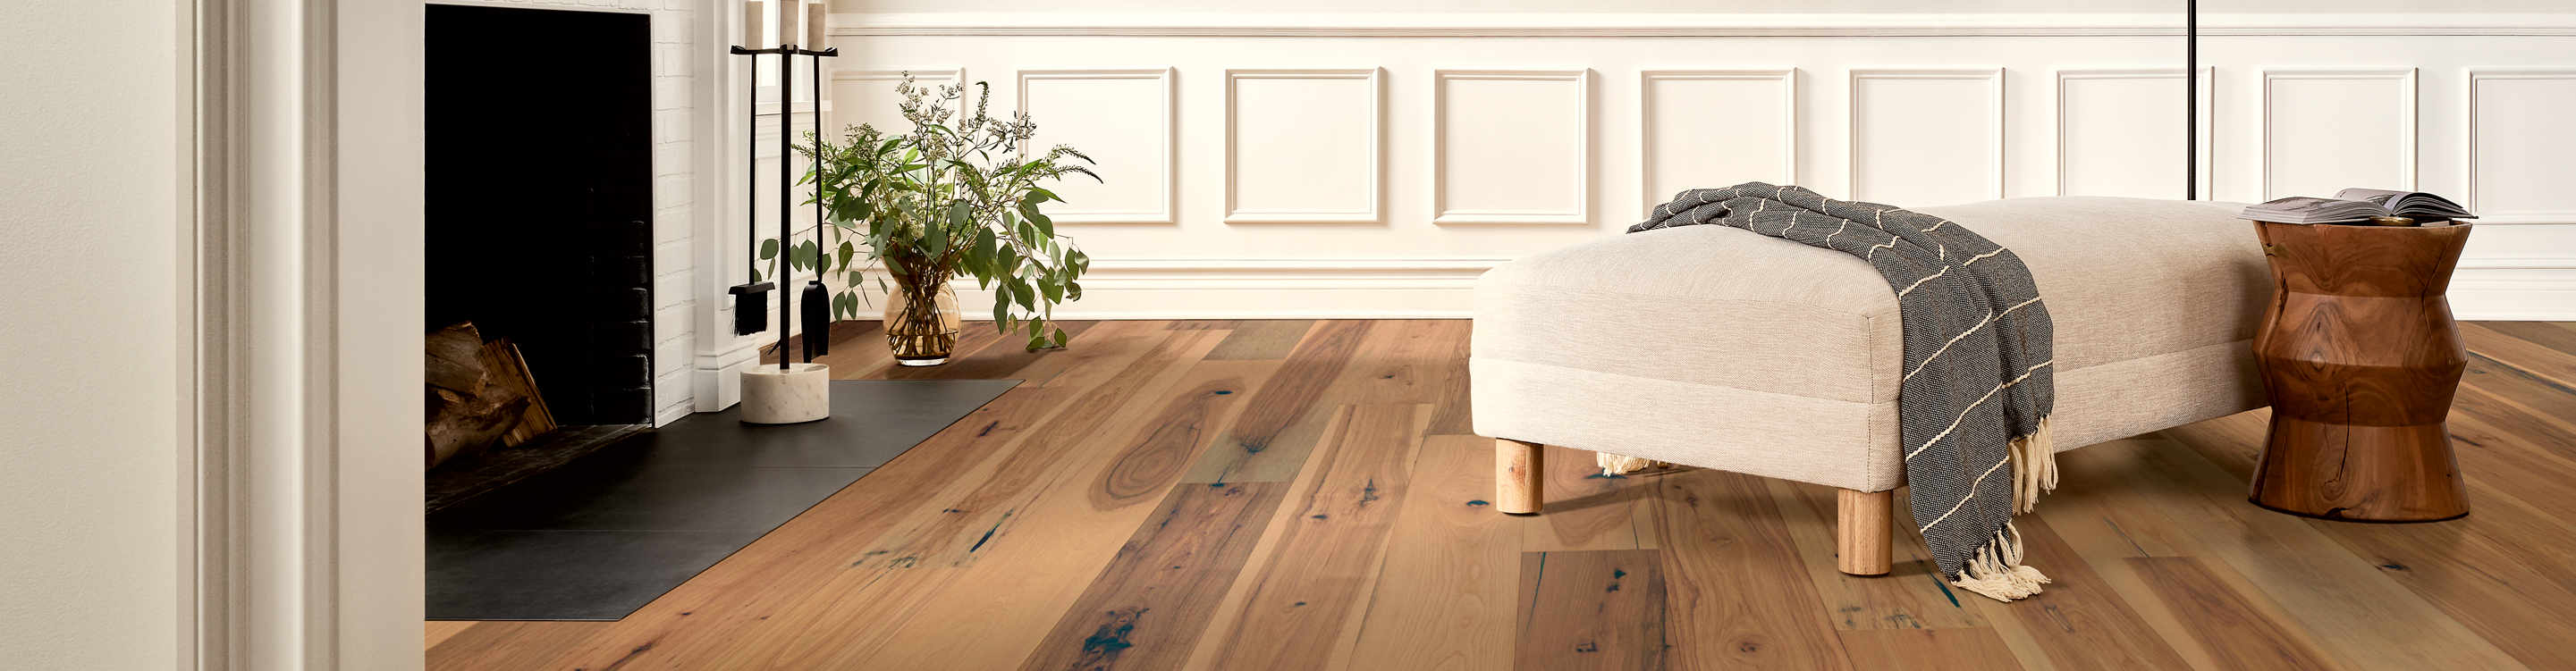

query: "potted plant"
left=776, top=74, right=1097, bottom=365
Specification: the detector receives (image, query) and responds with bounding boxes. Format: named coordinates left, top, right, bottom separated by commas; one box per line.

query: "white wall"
left=830, top=1, right=2576, bottom=14
left=0, top=0, right=182, bottom=668
left=815, top=13, right=2576, bottom=320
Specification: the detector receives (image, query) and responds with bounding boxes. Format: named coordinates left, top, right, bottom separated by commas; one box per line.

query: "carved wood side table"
left=2248, top=221, right=2472, bottom=522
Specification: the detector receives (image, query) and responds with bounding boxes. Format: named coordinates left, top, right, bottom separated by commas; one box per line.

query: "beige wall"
left=0, top=0, right=182, bottom=669
left=829, top=0, right=2576, bottom=13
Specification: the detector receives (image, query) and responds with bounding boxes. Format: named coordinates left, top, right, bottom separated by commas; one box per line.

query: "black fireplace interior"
left=427, top=4, right=655, bottom=425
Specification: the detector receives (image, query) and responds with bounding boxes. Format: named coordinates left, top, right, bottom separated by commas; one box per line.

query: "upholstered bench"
left=1470, top=197, right=2270, bottom=575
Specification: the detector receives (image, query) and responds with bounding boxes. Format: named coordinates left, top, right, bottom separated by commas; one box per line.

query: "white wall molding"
left=2262, top=68, right=2418, bottom=201
left=2055, top=68, right=2211, bottom=198
left=1224, top=68, right=1385, bottom=223
left=1640, top=70, right=1797, bottom=211
left=1433, top=70, right=1592, bottom=224
left=2466, top=69, right=2576, bottom=225
left=828, top=13, right=2576, bottom=38
left=1017, top=68, right=1177, bottom=223
left=1849, top=68, right=2005, bottom=206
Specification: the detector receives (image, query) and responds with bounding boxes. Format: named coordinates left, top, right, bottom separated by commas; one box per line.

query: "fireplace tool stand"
left=731, top=38, right=838, bottom=424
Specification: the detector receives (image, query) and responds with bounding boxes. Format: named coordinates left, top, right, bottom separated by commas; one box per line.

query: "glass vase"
left=883, top=268, right=961, bottom=366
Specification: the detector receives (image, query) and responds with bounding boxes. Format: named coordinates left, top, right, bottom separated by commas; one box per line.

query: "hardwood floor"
left=427, top=320, right=2576, bottom=671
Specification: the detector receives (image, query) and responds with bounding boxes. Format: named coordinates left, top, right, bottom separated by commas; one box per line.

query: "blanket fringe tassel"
left=1961, top=415, right=2056, bottom=602
left=1952, top=521, right=2054, bottom=602
left=2008, top=415, right=2058, bottom=514
left=1597, top=452, right=1670, bottom=476
left=1596, top=416, right=2058, bottom=603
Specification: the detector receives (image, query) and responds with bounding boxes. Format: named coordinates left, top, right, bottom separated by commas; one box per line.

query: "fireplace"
left=426, top=4, right=655, bottom=425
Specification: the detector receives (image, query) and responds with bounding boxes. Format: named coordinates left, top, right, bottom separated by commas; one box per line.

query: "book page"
left=2333, top=188, right=2410, bottom=208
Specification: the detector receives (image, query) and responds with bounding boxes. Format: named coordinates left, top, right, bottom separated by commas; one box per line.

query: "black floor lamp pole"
left=2186, top=0, right=2199, bottom=201
left=778, top=41, right=795, bottom=370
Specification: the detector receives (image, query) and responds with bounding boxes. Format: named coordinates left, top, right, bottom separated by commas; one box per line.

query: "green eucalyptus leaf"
left=759, top=239, right=778, bottom=260
left=1026, top=208, right=1053, bottom=239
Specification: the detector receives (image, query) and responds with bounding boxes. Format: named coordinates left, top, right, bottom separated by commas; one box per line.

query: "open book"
left=2240, top=189, right=2477, bottom=225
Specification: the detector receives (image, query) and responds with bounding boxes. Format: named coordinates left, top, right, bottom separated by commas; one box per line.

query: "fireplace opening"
left=426, top=4, right=655, bottom=428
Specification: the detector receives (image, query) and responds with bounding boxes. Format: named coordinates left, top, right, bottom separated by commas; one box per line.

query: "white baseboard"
left=689, top=340, right=763, bottom=414
left=930, top=257, right=2576, bottom=323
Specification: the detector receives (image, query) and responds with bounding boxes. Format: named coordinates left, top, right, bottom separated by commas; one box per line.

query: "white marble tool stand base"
left=739, top=363, right=830, bottom=424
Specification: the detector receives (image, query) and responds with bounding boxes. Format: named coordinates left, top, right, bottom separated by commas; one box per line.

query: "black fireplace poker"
left=727, top=44, right=839, bottom=370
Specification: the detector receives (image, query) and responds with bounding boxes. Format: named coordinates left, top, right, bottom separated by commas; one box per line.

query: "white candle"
left=806, top=2, right=827, bottom=52
left=773, top=0, right=800, bottom=48
left=740, top=0, right=762, bottom=47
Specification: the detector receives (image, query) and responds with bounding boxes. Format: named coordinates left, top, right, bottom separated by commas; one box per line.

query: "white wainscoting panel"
left=2262, top=69, right=2418, bottom=200
left=1850, top=69, right=2005, bottom=207
left=1018, top=68, right=1177, bottom=223
left=1226, top=69, right=1383, bottom=223
left=1434, top=70, right=1592, bottom=224
left=1640, top=70, right=1796, bottom=210
left=2057, top=68, right=2211, bottom=198
left=827, top=68, right=962, bottom=137
left=795, top=18, right=2575, bottom=321
left=2467, top=70, right=2576, bottom=224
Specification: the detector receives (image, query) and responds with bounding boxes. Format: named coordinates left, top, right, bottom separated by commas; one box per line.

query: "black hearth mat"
left=427, top=379, right=1018, bottom=621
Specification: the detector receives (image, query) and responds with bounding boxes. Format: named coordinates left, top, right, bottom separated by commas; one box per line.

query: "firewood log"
left=426, top=322, right=488, bottom=394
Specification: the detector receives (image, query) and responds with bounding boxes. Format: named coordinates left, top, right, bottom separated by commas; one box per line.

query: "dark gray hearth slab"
left=425, top=379, right=1016, bottom=621
left=625, top=379, right=1023, bottom=467
left=427, top=528, right=767, bottom=621
left=427, top=460, right=874, bottom=532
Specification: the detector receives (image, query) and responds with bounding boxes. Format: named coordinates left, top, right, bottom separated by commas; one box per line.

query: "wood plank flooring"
left=429, top=320, right=2576, bottom=671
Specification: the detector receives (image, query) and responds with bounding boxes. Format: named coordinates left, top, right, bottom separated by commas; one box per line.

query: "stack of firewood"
left=426, top=322, right=558, bottom=469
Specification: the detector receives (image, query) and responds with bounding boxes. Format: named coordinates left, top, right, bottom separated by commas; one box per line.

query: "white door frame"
left=186, top=0, right=424, bottom=668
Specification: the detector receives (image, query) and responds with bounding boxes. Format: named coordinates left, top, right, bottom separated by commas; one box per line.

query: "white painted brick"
left=656, top=338, right=695, bottom=377
left=653, top=140, right=692, bottom=176
left=655, top=371, right=693, bottom=409
left=651, top=10, right=688, bottom=43
left=655, top=238, right=694, bottom=273
left=655, top=304, right=689, bottom=343
left=655, top=273, right=692, bottom=309
left=653, top=172, right=692, bottom=208
left=653, top=205, right=693, bottom=244
left=654, top=76, right=689, bottom=111
left=658, top=44, right=690, bottom=77
left=652, top=108, right=690, bottom=144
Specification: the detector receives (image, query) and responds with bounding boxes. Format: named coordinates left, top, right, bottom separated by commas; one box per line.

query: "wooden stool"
left=2248, top=221, right=2472, bottom=522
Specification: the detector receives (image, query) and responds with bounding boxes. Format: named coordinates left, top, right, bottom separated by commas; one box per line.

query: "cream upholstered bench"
left=1471, top=197, right=2270, bottom=575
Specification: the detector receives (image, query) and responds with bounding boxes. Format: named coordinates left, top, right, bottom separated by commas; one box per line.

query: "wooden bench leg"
left=1837, top=488, right=1893, bottom=575
left=1496, top=439, right=1544, bottom=515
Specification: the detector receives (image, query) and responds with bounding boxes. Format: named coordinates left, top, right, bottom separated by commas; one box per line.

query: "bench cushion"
left=1469, top=197, right=2270, bottom=491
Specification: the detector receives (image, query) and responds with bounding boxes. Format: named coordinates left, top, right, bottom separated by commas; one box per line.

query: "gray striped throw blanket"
left=1626, top=182, right=2058, bottom=602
